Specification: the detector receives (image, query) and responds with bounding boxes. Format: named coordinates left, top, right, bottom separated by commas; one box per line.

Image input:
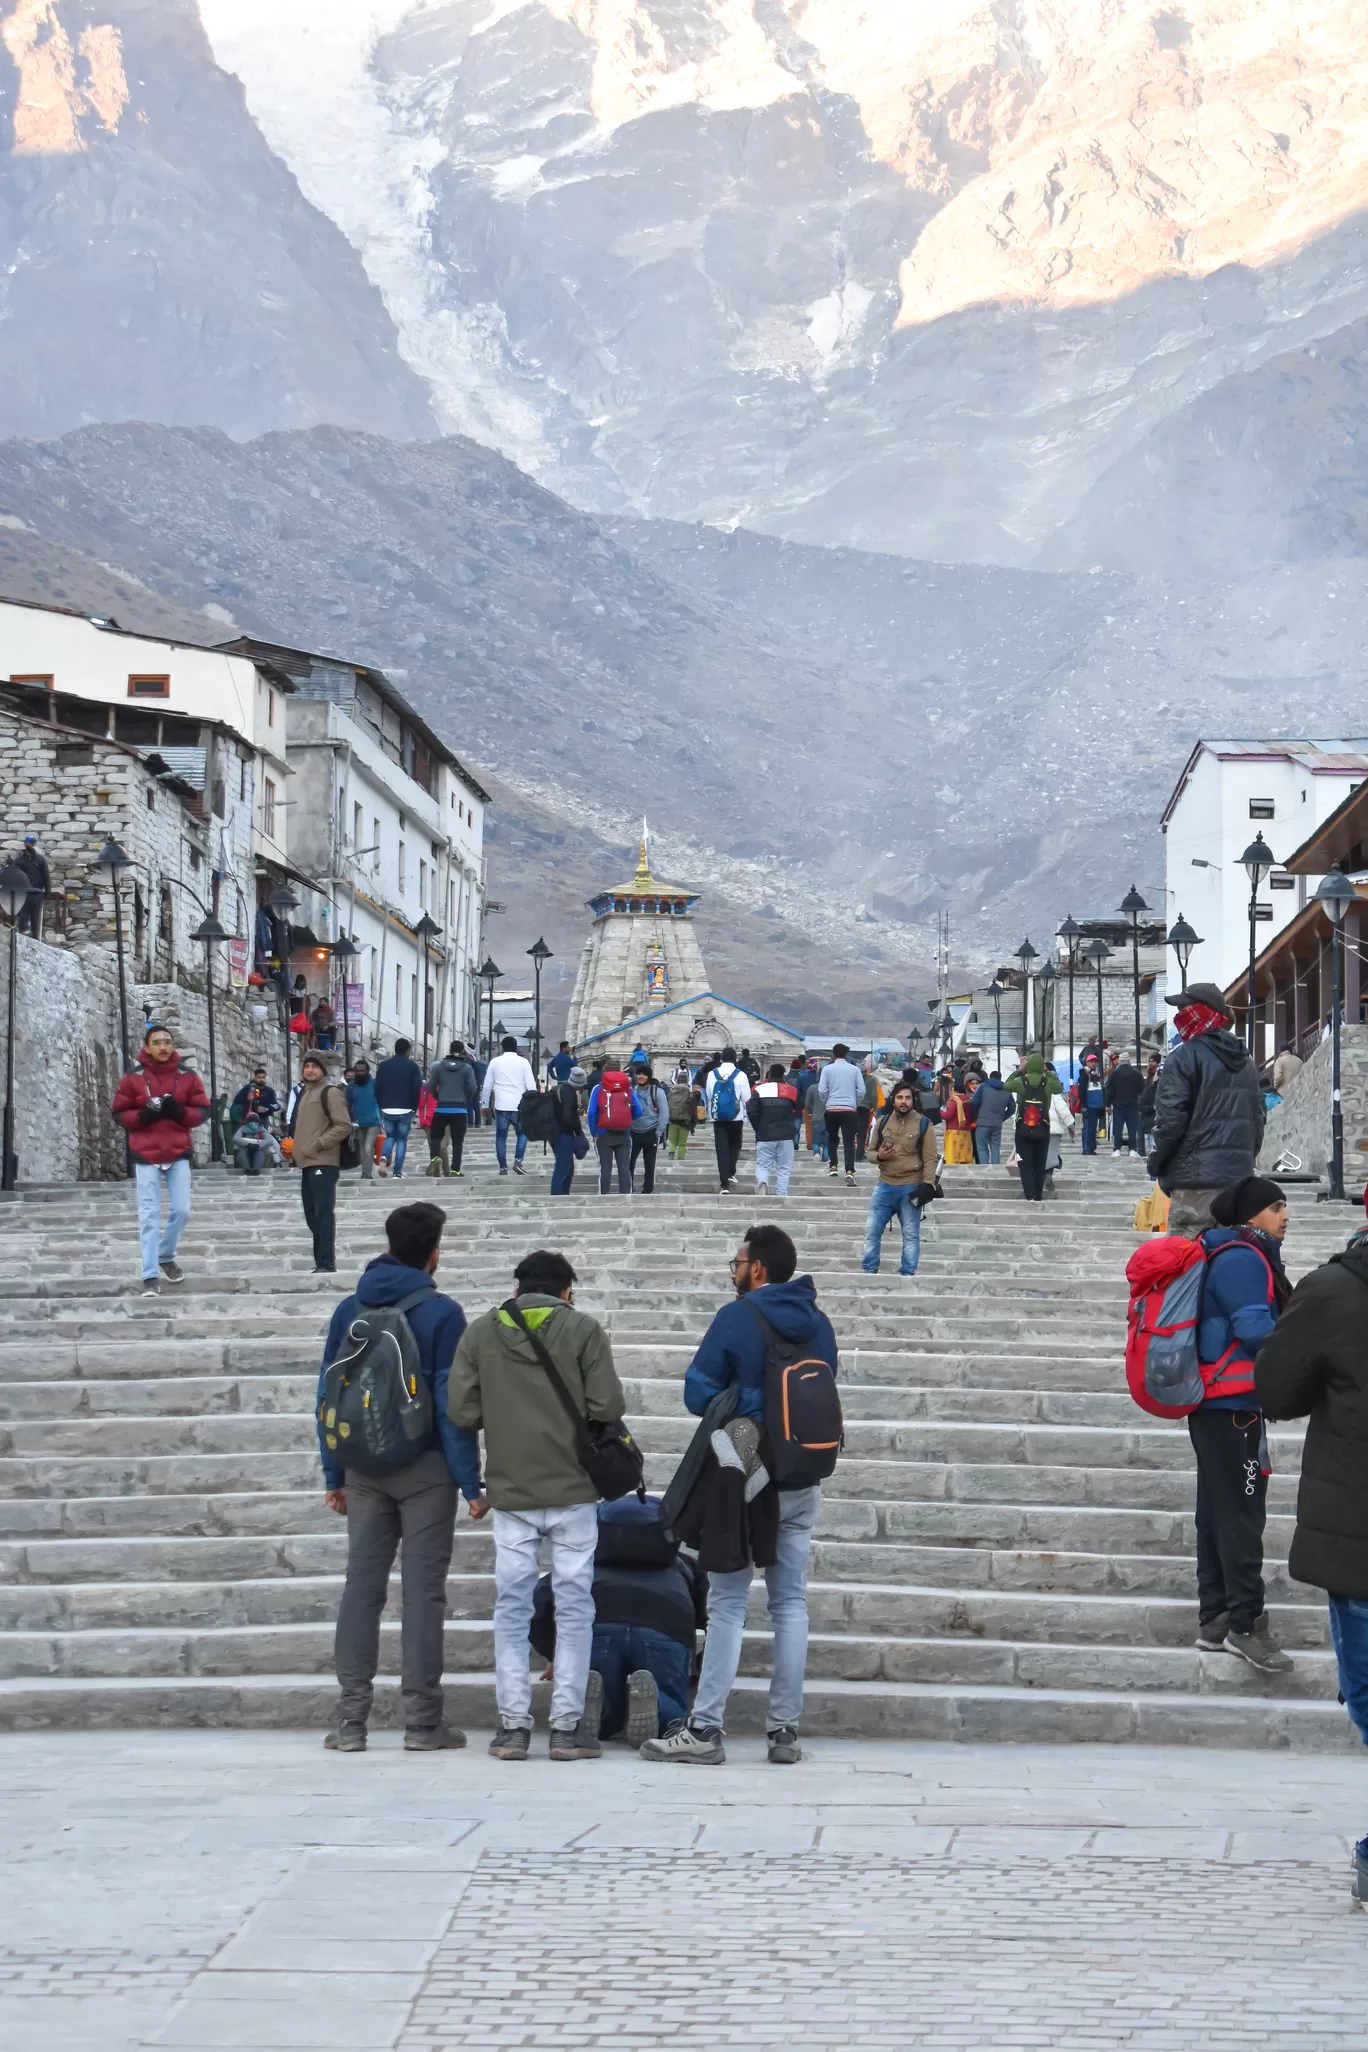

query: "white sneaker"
left=1111, top=1149, right=1121, bottom=1158
left=639, top=1719, right=725, bottom=1765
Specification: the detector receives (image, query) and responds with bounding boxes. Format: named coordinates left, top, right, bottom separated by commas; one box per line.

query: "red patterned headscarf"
left=1173, top=1002, right=1229, bottom=1043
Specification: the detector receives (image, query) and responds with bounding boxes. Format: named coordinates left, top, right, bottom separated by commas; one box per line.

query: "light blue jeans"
left=135, top=1159, right=191, bottom=1280
left=862, top=1182, right=922, bottom=1275
left=754, top=1138, right=795, bottom=1194
left=381, top=1112, right=412, bottom=1174
left=976, top=1124, right=1003, bottom=1165
left=492, top=1501, right=598, bottom=1730
left=1329, top=1595, right=1368, bottom=1745
left=692, top=1484, right=821, bottom=1732
left=494, top=1106, right=527, bottom=1168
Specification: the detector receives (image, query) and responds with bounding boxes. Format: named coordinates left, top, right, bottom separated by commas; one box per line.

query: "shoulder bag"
left=502, top=1300, right=644, bottom=1502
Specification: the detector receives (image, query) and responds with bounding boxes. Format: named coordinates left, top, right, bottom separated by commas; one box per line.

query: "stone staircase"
left=0, top=1129, right=1357, bottom=1746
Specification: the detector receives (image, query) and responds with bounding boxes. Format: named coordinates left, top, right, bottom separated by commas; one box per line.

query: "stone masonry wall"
left=1258, top=1024, right=1368, bottom=1187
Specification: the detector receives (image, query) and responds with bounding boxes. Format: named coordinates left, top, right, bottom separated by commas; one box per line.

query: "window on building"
left=410, top=973, right=418, bottom=1024
left=9, top=673, right=53, bottom=689
left=398, top=840, right=406, bottom=892
left=128, top=674, right=170, bottom=698
left=448, top=879, right=456, bottom=927
left=211, top=777, right=226, bottom=820
left=353, top=800, right=363, bottom=852
left=1254, top=903, right=1274, bottom=921
left=146, top=788, right=155, bottom=811
left=1248, top=798, right=1275, bottom=819
left=369, top=951, right=378, bottom=1002
left=372, top=817, right=381, bottom=872
left=1269, top=873, right=1295, bottom=890
left=187, top=845, right=201, bottom=872
left=239, top=757, right=248, bottom=802
left=263, top=777, right=276, bottom=839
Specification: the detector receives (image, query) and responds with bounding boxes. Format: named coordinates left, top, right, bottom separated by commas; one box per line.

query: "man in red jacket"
left=111, top=1024, right=209, bottom=1294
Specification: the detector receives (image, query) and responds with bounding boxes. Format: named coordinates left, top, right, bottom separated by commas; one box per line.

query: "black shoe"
left=767, top=1725, right=802, bottom=1764
left=404, top=1724, right=467, bottom=1751
left=488, top=1725, right=531, bottom=1760
left=311, top=1264, right=338, bottom=1274
left=323, top=1724, right=366, bottom=1753
left=159, top=1261, right=185, bottom=1284
left=512, top=1162, right=525, bottom=1176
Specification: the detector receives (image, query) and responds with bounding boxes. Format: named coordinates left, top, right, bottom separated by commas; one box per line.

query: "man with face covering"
left=1148, top=983, right=1265, bottom=1237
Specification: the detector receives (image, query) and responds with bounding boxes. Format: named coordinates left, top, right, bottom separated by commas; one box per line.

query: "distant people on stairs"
left=1271, top=1043, right=1303, bottom=1096
left=1148, top=984, right=1265, bottom=1236
left=588, top=1068, right=642, bottom=1195
left=230, top=1067, right=280, bottom=1128
left=549, top=1041, right=576, bottom=1083
left=705, top=1048, right=752, bottom=1192
left=232, top=1111, right=268, bottom=1176
left=450, top=1247, right=628, bottom=1760
left=1185, top=1176, right=1293, bottom=1674
left=748, top=1063, right=800, bottom=1196
left=345, top=1059, right=381, bottom=1181
left=629, top=1065, right=669, bottom=1193
left=1007, top=1053, right=1061, bottom=1202
left=862, top=1080, right=938, bottom=1277
left=1077, top=1055, right=1106, bottom=1154
left=550, top=1065, right=587, bottom=1195
left=642, top=1224, right=838, bottom=1766
left=665, top=1067, right=695, bottom=1162
left=425, top=1041, right=478, bottom=1178
left=1104, top=1055, right=1143, bottom=1156
left=14, top=833, right=49, bottom=937
left=804, top=1072, right=825, bottom=1158
left=969, top=1071, right=1013, bottom=1164
left=482, top=1037, right=538, bottom=1177
left=292, top=1055, right=353, bottom=1273
left=319, top=1201, right=486, bottom=1754
left=111, top=1023, right=209, bottom=1294
left=375, top=1038, right=424, bottom=1180
left=818, top=1042, right=864, bottom=1184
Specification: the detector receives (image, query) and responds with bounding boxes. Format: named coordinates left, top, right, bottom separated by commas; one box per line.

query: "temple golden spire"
left=632, top=818, right=655, bottom=887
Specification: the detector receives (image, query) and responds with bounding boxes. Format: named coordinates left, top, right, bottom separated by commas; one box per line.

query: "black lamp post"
left=1082, top=938, right=1111, bottom=1051
left=94, top=839, right=133, bottom=1076
left=0, top=862, right=28, bottom=1192
left=1238, top=832, right=1276, bottom=1057
left=479, top=956, right=500, bottom=1062
left=1058, top=915, right=1081, bottom=1078
left=414, top=914, right=442, bottom=1073
left=1038, top=960, right=1056, bottom=1057
left=527, top=937, right=553, bottom=1085
left=330, top=933, right=360, bottom=1067
left=986, top=979, right=1005, bottom=1072
left=1120, top=886, right=1149, bottom=1064
left=907, top=1026, right=923, bottom=1071
left=1167, top=913, right=1201, bottom=993
left=190, top=912, right=243, bottom=1163
left=266, top=885, right=299, bottom=1105
left=1015, top=939, right=1039, bottom=1053
left=1315, top=863, right=1357, bottom=1201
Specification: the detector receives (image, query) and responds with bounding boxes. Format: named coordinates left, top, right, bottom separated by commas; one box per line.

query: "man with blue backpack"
left=317, top=1202, right=486, bottom=1754
left=1077, top=1053, right=1106, bottom=1154
left=705, top=1046, right=752, bottom=1192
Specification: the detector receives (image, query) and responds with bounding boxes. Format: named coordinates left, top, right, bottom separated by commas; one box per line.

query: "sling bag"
left=501, top=1300, right=645, bottom=1502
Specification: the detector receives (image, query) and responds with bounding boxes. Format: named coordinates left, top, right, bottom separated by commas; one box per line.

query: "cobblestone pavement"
left=3, top=1732, right=1366, bottom=2049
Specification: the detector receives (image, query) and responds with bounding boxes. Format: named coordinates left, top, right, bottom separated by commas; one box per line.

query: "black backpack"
left=1017, top=1077, right=1050, bottom=1134
left=750, top=1303, right=843, bottom=1488
left=317, top=1286, right=434, bottom=1475
left=519, top=1089, right=560, bottom=1144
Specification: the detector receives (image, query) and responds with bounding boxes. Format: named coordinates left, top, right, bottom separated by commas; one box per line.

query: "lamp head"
left=0, top=862, right=30, bottom=922
left=1314, top=862, right=1357, bottom=929
left=1239, top=832, right=1276, bottom=891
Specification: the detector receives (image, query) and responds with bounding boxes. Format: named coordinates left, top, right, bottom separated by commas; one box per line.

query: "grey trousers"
left=334, top=1448, right=457, bottom=1732
left=1166, top=1186, right=1225, bottom=1238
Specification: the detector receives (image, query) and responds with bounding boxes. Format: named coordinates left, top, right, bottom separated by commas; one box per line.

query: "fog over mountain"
left=4, top=0, right=1368, bottom=1017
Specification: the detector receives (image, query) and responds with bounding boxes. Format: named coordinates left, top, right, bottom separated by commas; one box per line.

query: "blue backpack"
left=712, top=1067, right=740, bottom=1121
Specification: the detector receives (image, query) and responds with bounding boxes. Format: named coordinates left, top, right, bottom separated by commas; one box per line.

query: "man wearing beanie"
left=1188, top=1175, right=1293, bottom=1673
left=1148, top=983, right=1265, bottom=1237
left=1256, top=1216, right=1368, bottom=1899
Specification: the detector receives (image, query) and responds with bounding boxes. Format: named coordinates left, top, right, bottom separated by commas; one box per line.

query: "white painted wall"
left=0, top=602, right=261, bottom=748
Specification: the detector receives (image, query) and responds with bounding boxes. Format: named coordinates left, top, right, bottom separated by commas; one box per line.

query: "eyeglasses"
left=728, top=1256, right=748, bottom=1274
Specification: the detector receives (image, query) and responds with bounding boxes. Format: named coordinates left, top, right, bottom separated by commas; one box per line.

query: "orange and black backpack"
left=750, top=1304, right=843, bottom=1488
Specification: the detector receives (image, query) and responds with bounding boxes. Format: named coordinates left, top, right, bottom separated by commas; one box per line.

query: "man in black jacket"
left=375, top=1038, right=425, bottom=1179
left=1148, top=985, right=1264, bottom=1235
left=1256, top=1226, right=1368, bottom=1900
left=1103, top=1056, right=1144, bottom=1157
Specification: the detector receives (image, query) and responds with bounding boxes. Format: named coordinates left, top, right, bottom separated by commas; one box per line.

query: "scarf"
left=1174, top=1002, right=1228, bottom=1043
left=1234, top=1224, right=1291, bottom=1311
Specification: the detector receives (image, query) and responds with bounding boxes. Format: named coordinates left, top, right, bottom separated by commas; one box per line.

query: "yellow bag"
left=1133, top=1189, right=1170, bottom=1234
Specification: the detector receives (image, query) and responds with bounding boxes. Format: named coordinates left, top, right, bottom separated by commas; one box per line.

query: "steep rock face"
left=0, top=0, right=436, bottom=441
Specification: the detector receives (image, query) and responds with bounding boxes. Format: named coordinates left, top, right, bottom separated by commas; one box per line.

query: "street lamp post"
left=479, top=957, right=501, bottom=1063
left=266, top=886, right=299, bottom=1106
left=94, top=840, right=133, bottom=1076
left=1238, top=832, right=1276, bottom=1059
left=1038, top=960, right=1056, bottom=1057
left=0, top=862, right=29, bottom=1192
left=1082, top=938, right=1112, bottom=1052
left=1120, top=886, right=1149, bottom=1064
left=330, top=933, right=359, bottom=1068
left=527, top=937, right=553, bottom=1086
left=1057, top=915, right=1081, bottom=1081
left=1015, top=939, right=1039, bottom=1056
left=906, top=1026, right=923, bottom=1069
left=1166, top=914, right=1200, bottom=992
left=190, top=913, right=244, bottom=1163
left=1315, top=864, right=1357, bottom=1202
left=414, top=914, right=442, bottom=1074
left=986, top=979, right=1005, bottom=1072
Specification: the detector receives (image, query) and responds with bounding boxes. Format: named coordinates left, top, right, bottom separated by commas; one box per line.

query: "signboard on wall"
left=338, top=982, right=365, bottom=1028
left=227, top=938, right=249, bottom=988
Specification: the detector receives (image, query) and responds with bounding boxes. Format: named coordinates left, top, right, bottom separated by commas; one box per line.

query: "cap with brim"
left=1165, top=981, right=1233, bottom=1015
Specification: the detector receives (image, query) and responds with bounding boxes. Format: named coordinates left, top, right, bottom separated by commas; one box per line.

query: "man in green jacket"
left=1006, top=1052, right=1062, bottom=1203
left=449, top=1247, right=626, bottom=1762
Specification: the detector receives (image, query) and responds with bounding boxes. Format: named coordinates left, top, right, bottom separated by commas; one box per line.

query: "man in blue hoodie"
left=318, top=1202, right=487, bottom=1752
left=641, top=1223, right=838, bottom=1767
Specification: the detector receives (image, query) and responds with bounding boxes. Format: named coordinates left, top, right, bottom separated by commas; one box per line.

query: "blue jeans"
left=754, top=1138, right=795, bottom=1193
left=976, top=1125, right=1002, bottom=1165
left=550, top=1133, right=577, bottom=1194
left=135, top=1159, right=191, bottom=1280
left=381, top=1112, right=412, bottom=1174
left=1329, top=1596, right=1368, bottom=1746
left=861, top=1182, right=922, bottom=1275
left=494, top=1107, right=526, bottom=1168
left=692, top=1484, right=821, bottom=1732
left=1081, top=1106, right=1102, bottom=1153
left=590, top=1623, right=691, bottom=1738
left=1112, top=1107, right=1140, bottom=1151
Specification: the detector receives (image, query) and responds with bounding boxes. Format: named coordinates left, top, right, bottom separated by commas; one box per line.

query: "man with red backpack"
left=111, top=1023, right=209, bottom=1294
left=588, top=1068, right=646, bottom=1194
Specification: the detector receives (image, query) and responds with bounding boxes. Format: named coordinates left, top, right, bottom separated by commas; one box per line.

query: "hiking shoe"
left=424, top=1158, right=445, bottom=1177
left=323, top=1724, right=366, bottom=1753
left=579, top=1669, right=603, bottom=1743
left=403, top=1724, right=467, bottom=1751
left=767, top=1725, right=802, bottom=1765
left=1226, top=1617, right=1293, bottom=1673
left=625, top=1669, right=659, bottom=1748
left=512, top=1162, right=526, bottom=1175
left=498, top=1166, right=509, bottom=1177
left=846, top=1171, right=857, bottom=1186
left=488, top=1725, right=531, bottom=1760
left=1195, top=1613, right=1230, bottom=1651
left=377, top=1163, right=389, bottom=1177
left=159, top=1260, right=185, bottom=1284
left=140, top=1277, right=162, bottom=1296
left=640, top=1718, right=725, bottom=1765
left=549, top=1720, right=602, bottom=1760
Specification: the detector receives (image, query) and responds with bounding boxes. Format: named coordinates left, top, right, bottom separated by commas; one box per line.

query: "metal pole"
left=111, top=877, right=131, bottom=1075
left=2, top=918, right=17, bottom=1192
left=1096, top=958, right=1104, bottom=1050
left=1131, top=916, right=1141, bottom=1065
left=1067, top=952, right=1075, bottom=1080
left=204, top=940, right=221, bottom=1163
left=994, top=995, right=1002, bottom=1073
left=422, top=950, right=430, bottom=1074
left=1331, top=921, right=1345, bottom=1201
left=533, top=958, right=542, bottom=1084
left=1247, top=892, right=1258, bottom=1056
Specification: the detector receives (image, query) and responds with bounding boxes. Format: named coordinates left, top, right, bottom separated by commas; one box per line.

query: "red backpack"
left=596, top=1070, right=633, bottom=1132
left=1123, top=1234, right=1274, bottom=1418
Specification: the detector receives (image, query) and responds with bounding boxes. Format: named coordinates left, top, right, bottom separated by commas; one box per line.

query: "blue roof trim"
left=577, top=990, right=805, bottom=1048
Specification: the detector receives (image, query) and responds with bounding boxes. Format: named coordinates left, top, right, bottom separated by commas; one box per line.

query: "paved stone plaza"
left=2, top=1731, right=1366, bottom=2049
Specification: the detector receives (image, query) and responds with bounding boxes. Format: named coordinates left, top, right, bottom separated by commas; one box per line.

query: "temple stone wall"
left=1258, top=1025, right=1368, bottom=1187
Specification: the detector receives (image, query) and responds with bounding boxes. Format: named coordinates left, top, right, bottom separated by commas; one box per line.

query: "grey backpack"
left=317, top=1287, right=434, bottom=1474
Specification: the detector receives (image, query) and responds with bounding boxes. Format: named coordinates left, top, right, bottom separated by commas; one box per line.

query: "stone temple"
left=564, top=837, right=803, bottom=1071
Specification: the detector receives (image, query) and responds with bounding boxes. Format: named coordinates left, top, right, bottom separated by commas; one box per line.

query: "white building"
left=222, top=638, right=487, bottom=1057
left=1161, top=738, right=1368, bottom=992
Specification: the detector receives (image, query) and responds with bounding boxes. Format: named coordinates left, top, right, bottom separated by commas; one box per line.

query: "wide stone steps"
left=0, top=1152, right=1353, bottom=1745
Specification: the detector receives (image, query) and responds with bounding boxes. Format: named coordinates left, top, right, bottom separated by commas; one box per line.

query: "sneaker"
left=403, top=1723, right=467, bottom=1750
left=488, top=1725, right=531, bottom=1760
left=827, top=1165, right=838, bottom=1178
left=377, top=1163, right=389, bottom=1178
left=311, top=1264, right=338, bottom=1274
left=392, top=1171, right=403, bottom=1180
left=1353, top=1836, right=1368, bottom=1903
left=323, top=1724, right=366, bottom=1753
left=579, top=1669, right=603, bottom=1744
left=549, top=1717, right=602, bottom=1761
left=846, top=1171, right=857, bottom=1187
left=755, top=1183, right=769, bottom=1197
left=639, top=1718, right=725, bottom=1765
left=425, top=1159, right=445, bottom=1178
left=767, top=1725, right=802, bottom=1764
left=159, top=1260, right=185, bottom=1284
left=1195, top=1613, right=1230, bottom=1652
left=1112, top=1149, right=1121, bottom=1158
left=624, top=1669, right=660, bottom=1749
left=498, top=1166, right=509, bottom=1177
left=140, top=1277, right=162, bottom=1296
left=450, top=1168, right=463, bottom=1178
left=1225, top=1616, right=1293, bottom=1673
left=512, top=1162, right=525, bottom=1176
